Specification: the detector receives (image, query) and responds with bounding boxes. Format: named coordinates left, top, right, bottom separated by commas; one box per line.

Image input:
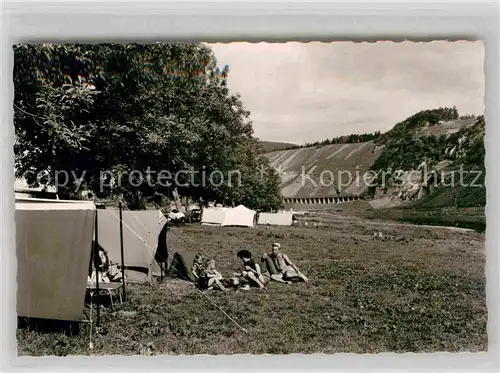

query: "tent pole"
left=164, top=220, right=168, bottom=282
left=94, top=207, right=100, bottom=327
left=119, top=201, right=126, bottom=301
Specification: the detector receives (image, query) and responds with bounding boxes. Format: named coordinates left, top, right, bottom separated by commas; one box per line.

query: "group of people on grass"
left=88, top=241, right=308, bottom=292
left=191, top=242, right=308, bottom=291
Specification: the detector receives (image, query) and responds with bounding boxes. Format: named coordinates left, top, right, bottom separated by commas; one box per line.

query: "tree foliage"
left=369, top=107, right=465, bottom=172
left=375, top=107, right=460, bottom=145
left=370, top=111, right=484, bottom=173
left=275, top=131, right=382, bottom=152
left=14, top=43, right=283, bottom=211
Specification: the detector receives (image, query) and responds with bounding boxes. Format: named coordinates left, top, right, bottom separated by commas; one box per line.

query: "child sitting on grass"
left=192, top=254, right=226, bottom=291
left=204, top=258, right=227, bottom=292
left=192, top=253, right=206, bottom=286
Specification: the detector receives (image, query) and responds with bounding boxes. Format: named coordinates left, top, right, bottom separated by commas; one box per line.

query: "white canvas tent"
left=16, top=200, right=95, bottom=322
left=257, top=211, right=294, bottom=226
left=221, top=205, right=256, bottom=228
left=96, top=209, right=167, bottom=283
left=201, top=207, right=230, bottom=226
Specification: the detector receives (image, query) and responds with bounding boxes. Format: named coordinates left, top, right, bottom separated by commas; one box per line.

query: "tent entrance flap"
left=166, top=252, right=196, bottom=282
left=96, top=209, right=167, bottom=283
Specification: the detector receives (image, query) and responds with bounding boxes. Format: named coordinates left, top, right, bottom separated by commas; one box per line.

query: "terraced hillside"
left=263, top=109, right=483, bottom=205
left=370, top=115, right=485, bottom=207
left=264, top=141, right=383, bottom=199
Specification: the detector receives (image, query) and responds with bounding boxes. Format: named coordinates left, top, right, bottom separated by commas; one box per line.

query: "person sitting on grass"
left=266, top=242, right=308, bottom=283
left=236, top=249, right=270, bottom=290
left=204, top=258, right=227, bottom=292
left=192, top=253, right=208, bottom=289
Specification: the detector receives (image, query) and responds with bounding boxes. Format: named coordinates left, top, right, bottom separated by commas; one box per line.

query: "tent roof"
left=234, top=204, right=255, bottom=212
left=15, top=200, right=95, bottom=211
left=221, top=205, right=256, bottom=227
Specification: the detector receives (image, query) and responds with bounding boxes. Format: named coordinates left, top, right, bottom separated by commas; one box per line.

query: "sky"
left=209, top=41, right=485, bottom=145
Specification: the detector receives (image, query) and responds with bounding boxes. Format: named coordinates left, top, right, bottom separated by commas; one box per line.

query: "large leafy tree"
left=13, top=43, right=283, bottom=211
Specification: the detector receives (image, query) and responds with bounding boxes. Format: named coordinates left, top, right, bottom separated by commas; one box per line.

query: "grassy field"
left=366, top=206, right=486, bottom=233
left=294, top=201, right=486, bottom=233
left=17, top=216, right=487, bottom=355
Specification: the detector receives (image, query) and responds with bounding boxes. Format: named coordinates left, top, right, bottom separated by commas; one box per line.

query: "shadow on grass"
left=18, top=317, right=80, bottom=335
left=367, top=207, right=486, bottom=233
left=393, top=216, right=485, bottom=233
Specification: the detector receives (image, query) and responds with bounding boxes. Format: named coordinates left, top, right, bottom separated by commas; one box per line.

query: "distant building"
left=14, top=178, right=58, bottom=200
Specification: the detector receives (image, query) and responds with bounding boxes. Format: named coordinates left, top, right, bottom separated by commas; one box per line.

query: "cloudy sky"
left=209, top=41, right=484, bottom=145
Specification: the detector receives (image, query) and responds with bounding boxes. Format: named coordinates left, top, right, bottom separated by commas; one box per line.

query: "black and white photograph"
left=12, top=40, right=486, bottom=356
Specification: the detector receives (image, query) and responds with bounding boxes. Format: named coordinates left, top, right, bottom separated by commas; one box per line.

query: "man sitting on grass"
left=265, top=242, right=308, bottom=283
left=235, top=249, right=270, bottom=290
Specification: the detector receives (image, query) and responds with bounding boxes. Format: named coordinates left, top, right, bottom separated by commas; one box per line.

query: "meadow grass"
left=17, top=217, right=487, bottom=355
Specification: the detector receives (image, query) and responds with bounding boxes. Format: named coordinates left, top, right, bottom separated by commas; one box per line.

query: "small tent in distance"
left=221, top=205, right=256, bottom=228
left=201, top=207, right=230, bottom=226
left=166, top=252, right=196, bottom=282
left=257, top=211, right=293, bottom=226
